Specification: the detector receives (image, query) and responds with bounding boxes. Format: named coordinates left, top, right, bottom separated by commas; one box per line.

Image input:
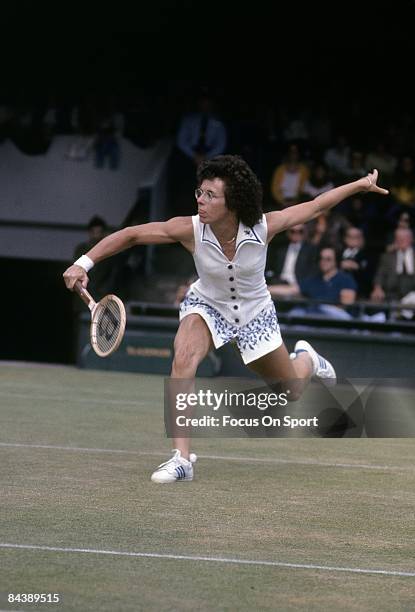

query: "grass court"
left=1, top=363, right=414, bottom=611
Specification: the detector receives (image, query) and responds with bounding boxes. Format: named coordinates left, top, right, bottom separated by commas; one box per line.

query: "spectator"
left=301, top=161, right=334, bottom=199
left=394, top=209, right=414, bottom=231
left=275, top=247, right=357, bottom=320
left=306, top=209, right=350, bottom=249
left=169, top=90, right=227, bottom=216
left=176, top=91, right=227, bottom=165
left=371, top=228, right=415, bottom=302
left=270, top=143, right=309, bottom=208
left=385, top=210, right=415, bottom=247
left=340, top=227, right=372, bottom=297
left=267, top=224, right=318, bottom=297
left=73, top=216, right=117, bottom=301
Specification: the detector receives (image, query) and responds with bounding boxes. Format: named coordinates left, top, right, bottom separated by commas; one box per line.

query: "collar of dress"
left=200, top=219, right=264, bottom=254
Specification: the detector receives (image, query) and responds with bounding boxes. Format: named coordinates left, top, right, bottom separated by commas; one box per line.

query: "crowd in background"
left=2, top=83, right=415, bottom=320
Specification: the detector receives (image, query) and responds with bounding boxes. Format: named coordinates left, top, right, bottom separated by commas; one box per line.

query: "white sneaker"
left=150, top=449, right=197, bottom=484
left=292, top=340, right=337, bottom=383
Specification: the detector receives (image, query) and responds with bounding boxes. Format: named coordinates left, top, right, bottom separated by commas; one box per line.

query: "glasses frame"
left=194, top=188, right=225, bottom=203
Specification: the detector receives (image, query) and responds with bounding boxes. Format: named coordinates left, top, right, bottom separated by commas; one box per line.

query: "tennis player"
left=63, top=155, right=388, bottom=483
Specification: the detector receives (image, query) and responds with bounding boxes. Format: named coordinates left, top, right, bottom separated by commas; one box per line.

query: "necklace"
left=224, top=235, right=237, bottom=244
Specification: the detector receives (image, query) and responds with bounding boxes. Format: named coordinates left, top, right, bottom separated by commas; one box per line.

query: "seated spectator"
left=395, top=209, right=414, bottom=231
left=267, top=224, right=318, bottom=297
left=306, top=209, right=350, bottom=248
left=270, top=247, right=357, bottom=320
left=371, top=228, right=415, bottom=303
left=270, top=143, right=309, bottom=208
left=301, top=161, right=334, bottom=199
left=385, top=210, right=415, bottom=248
left=340, top=227, right=372, bottom=297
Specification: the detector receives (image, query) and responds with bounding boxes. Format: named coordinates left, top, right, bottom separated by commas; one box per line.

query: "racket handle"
left=74, top=281, right=96, bottom=311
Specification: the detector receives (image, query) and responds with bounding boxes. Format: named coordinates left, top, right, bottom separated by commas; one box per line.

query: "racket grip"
left=74, top=281, right=96, bottom=310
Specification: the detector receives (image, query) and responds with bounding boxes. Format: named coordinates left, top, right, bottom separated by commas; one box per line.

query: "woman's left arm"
left=266, top=169, right=388, bottom=241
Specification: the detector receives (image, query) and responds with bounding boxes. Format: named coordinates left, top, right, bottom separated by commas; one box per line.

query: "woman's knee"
left=172, top=344, right=204, bottom=375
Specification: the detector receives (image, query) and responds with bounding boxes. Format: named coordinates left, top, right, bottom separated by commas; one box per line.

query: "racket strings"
left=94, top=299, right=123, bottom=355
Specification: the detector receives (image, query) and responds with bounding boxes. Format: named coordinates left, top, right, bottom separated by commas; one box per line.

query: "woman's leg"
left=170, top=314, right=214, bottom=458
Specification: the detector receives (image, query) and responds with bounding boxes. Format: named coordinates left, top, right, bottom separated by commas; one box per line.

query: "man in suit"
left=168, top=90, right=227, bottom=216
left=267, top=224, right=318, bottom=297
left=340, top=226, right=373, bottom=297
left=371, top=228, right=415, bottom=301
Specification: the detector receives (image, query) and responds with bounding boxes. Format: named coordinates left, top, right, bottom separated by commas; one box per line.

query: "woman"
left=63, top=155, right=388, bottom=483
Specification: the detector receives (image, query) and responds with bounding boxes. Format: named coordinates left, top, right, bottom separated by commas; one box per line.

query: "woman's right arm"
left=63, top=216, right=194, bottom=289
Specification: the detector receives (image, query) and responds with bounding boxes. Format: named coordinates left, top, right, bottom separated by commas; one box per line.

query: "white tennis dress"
left=179, top=214, right=282, bottom=363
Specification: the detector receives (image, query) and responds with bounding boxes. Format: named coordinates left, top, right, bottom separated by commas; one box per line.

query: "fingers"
left=366, top=169, right=388, bottom=195
left=62, top=265, right=88, bottom=291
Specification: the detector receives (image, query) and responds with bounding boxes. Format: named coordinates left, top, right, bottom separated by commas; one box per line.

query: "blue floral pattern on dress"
left=236, top=304, right=280, bottom=351
left=181, top=294, right=279, bottom=350
left=181, top=294, right=235, bottom=343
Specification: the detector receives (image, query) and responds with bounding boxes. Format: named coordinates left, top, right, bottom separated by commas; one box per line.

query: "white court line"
left=0, top=443, right=136, bottom=455
left=0, top=442, right=412, bottom=471
left=0, top=543, right=414, bottom=578
left=0, top=391, right=149, bottom=408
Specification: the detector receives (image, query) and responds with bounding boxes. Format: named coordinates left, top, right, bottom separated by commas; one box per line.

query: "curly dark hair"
left=197, top=155, right=263, bottom=227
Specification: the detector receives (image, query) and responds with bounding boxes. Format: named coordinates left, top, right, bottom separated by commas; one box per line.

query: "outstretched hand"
left=363, top=169, right=389, bottom=195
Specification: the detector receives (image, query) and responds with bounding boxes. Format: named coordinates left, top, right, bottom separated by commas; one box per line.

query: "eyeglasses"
left=195, top=188, right=224, bottom=203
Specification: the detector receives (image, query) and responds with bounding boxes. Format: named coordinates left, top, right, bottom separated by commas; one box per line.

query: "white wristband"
left=74, top=254, right=94, bottom=272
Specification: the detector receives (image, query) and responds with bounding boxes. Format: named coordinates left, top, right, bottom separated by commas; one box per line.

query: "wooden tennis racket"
left=74, top=281, right=126, bottom=357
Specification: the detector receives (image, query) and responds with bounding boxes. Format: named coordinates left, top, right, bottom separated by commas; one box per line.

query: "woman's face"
left=196, top=178, right=233, bottom=225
